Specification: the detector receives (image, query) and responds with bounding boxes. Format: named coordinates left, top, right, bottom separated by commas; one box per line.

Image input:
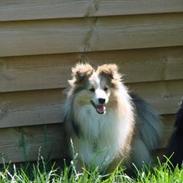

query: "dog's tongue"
left=96, top=104, right=105, bottom=114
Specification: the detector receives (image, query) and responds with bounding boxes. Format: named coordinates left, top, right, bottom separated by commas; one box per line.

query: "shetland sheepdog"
left=166, top=100, right=183, bottom=167
left=64, top=63, right=162, bottom=173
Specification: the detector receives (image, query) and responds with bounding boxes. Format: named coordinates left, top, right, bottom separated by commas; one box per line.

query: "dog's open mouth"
left=90, top=101, right=106, bottom=114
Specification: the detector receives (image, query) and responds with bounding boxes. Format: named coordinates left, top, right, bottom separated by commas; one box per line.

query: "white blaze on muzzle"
left=95, top=89, right=107, bottom=103
left=92, top=89, right=108, bottom=114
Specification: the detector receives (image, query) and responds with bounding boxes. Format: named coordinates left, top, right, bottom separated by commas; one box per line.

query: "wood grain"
left=0, top=0, right=183, bottom=21
left=0, top=124, right=67, bottom=163
left=129, top=80, right=183, bottom=115
left=161, top=114, right=176, bottom=147
left=0, top=90, right=65, bottom=128
left=0, top=14, right=183, bottom=57
left=0, top=47, right=183, bottom=92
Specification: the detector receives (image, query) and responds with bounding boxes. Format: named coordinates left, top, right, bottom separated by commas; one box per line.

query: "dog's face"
left=68, top=63, right=122, bottom=114
left=88, top=72, right=111, bottom=114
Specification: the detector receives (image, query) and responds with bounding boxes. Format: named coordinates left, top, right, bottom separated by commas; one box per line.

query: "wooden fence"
left=0, top=0, right=183, bottom=163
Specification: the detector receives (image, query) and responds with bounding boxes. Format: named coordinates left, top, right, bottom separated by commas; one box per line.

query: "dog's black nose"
left=98, top=98, right=105, bottom=104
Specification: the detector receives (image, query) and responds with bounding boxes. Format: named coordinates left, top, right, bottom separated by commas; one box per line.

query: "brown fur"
left=97, top=64, right=122, bottom=88
left=65, top=63, right=162, bottom=173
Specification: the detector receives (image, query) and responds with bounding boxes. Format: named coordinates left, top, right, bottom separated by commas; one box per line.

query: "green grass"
left=0, top=158, right=182, bottom=183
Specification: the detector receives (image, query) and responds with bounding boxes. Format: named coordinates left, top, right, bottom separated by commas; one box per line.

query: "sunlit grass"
left=0, top=157, right=182, bottom=183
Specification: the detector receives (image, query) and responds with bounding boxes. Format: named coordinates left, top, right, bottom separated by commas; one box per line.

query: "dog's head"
left=68, top=63, right=122, bottom=114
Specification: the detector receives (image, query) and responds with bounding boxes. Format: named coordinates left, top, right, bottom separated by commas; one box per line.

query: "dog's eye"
left=89, top=87, right=95, bottom=92
left=104, top=87, right=108, bottom=92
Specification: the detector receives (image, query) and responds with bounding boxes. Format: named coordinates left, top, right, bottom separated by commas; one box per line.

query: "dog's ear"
left=68, top=63, right=94, bottom=86
left=97, top=64, right=122, bottom=83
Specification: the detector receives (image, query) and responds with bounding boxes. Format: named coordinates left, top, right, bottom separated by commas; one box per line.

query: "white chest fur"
left=73, top=104, right=132, bottom=170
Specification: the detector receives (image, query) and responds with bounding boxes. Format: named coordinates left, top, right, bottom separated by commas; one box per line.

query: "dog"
left=64, top=63, right=162, bottom=173
left=166, top=100, right=183, bottom=167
